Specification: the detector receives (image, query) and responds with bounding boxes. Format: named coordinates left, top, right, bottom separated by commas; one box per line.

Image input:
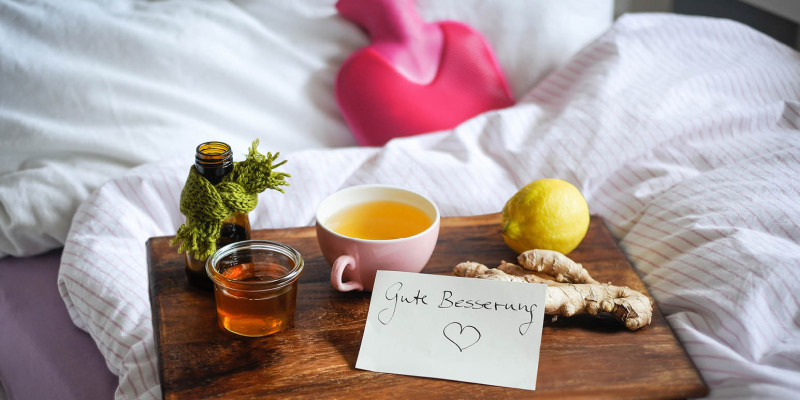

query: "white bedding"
left=0, top=0, right=611, bottom=258
left=22, top=7, right=800, bottom=400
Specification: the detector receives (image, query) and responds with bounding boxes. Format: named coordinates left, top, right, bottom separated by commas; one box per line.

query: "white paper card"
left=356, top=270, right=547, bottom=390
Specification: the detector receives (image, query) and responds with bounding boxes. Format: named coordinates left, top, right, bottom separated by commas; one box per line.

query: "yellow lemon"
left=502, top=178, right=590, bottom=255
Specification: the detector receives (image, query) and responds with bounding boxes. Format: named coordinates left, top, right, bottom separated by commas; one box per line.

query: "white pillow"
left=238, top=0, right=614, bottom=99
left=0, top=0, right=611, bottom=257
left=416, top=0, right=614, bottom=98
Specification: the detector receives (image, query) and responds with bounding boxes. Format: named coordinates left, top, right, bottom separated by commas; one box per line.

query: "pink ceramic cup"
left=315, top=185, right=440, bottom=292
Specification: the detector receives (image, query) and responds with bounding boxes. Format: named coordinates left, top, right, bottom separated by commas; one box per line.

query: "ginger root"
left=453, top=251, right=653, bottom=330
left=517, top=249, right=598, bottom=284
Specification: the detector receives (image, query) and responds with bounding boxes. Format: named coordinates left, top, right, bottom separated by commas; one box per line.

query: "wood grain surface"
left=147, top=214, right=708, bottom=399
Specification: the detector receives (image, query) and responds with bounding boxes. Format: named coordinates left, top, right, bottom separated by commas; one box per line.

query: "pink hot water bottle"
left=335, top=0, right=515, bottom=146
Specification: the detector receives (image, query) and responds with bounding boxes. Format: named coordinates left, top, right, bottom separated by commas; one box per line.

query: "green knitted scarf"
left=171, top=140, right=289, bottom=260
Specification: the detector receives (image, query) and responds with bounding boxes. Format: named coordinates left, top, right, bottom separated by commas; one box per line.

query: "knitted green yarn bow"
left=171, top=140, right=290, bottom=259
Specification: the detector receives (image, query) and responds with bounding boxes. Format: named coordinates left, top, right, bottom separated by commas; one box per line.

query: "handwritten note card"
left=356, top=270, right=547, bottom=390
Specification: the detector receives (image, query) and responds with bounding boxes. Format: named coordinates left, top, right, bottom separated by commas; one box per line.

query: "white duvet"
left=49, top=11, right=800, bottom=400
left=0, top=0, right=611, bottom=258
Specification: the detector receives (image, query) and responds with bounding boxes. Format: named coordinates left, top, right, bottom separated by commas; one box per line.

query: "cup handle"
left=330, top=255, right=363, bottom=292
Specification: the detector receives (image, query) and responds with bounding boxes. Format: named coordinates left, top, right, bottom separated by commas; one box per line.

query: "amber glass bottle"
left=185, top=141, right=252, bottom=290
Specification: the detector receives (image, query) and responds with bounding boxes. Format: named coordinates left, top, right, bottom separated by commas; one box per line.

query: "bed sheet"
left=0, top=250, right=117, bottom=400
left=58, top=13, right=800, bottom=400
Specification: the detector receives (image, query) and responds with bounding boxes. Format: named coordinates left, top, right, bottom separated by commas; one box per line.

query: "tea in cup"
left=315, top=185, right=440, bottom=292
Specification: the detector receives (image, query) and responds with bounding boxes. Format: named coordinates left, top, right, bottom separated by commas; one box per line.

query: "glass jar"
left=206, top=240, right=304, bottom=337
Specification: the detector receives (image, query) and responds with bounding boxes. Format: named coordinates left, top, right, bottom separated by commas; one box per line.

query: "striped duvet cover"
left=59, top=14, right=800, bottom=399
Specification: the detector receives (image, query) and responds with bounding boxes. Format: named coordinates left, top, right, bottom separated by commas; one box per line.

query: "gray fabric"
left=0, top=249, right=117, bottom=400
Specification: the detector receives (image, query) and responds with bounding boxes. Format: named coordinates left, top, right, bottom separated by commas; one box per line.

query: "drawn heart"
left=442, top=322, right=481, bottom=352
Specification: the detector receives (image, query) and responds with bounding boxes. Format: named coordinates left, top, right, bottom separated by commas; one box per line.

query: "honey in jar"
left=206, top=240, right=304, bottom=337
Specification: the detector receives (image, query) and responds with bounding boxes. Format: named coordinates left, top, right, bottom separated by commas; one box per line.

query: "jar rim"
left=196, top=141, right=231, bottom=157
left=205, top=240, right=304, bottom=291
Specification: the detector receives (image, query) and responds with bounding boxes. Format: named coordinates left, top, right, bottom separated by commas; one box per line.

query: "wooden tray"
left=147, top=214, right=708, bottom=399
